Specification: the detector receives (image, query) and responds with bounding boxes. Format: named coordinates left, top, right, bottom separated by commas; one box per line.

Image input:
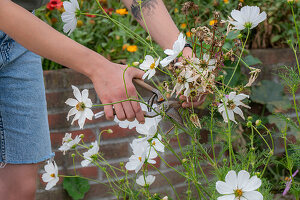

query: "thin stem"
left=290, top=4, right=300, bottom=52
left=251, top=125, right=272, bottom=151
left=226, top=28, right=250, bottom=87
left=210, top=106, right=216, bottom=164
left=293, top=90, right=300, bottom=127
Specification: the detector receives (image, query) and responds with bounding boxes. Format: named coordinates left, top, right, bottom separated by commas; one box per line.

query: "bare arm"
left=0, top=0, right=145, bottom=123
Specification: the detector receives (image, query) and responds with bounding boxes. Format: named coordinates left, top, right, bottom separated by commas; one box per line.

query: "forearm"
left=0, top=0, right=109, bottom=79
left=122, top=0, right=180, bottom=50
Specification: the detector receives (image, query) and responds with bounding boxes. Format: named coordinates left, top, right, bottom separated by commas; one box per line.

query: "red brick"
left=50, top=129, right=96, bottom=149
left=76, top=166, right=99, bottom=179
left=101, top=142, right=130, bottom=160
left=101, top=125, right=138, bottom=140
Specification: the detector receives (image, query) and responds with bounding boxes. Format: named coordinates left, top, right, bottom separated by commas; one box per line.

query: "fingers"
left=129, top=93, right=145, bottom=124
left=180, top=94, right=207, bottom=108
left=113, top=103, right=126, bottom=121
left=121, top=101, right=135, bottom=122
left=129, top=67, right=145, bottom=80
left=104, top=104, right=114, bottom=121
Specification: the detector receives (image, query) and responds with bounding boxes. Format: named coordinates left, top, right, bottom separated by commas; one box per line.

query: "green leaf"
left=226, top=31, right=240, bottom=40
left=243, top=55, right=262, bottom=66
left=251, top=80, right=291, bottom=112
left=271, top=35, right=281, bottom=43
left=63, top=177, right=90, bottom=200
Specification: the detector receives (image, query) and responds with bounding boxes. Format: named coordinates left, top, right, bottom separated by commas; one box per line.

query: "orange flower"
left=239, top=0, right=244, bottom=2
left=223, top=0, right=229, bottom=4
left=174, top=8, right=179, bottom=13
left=180, top=23, right=187, bottom=29
left=116, top=8, right=128, bottom=15
left=209, top=19, right=218, bottom=26
left=127, top=45, right=138, bottom=52
left=122, top=44, right=129, bottom=50
left=186, top=31, right=192, bottom=37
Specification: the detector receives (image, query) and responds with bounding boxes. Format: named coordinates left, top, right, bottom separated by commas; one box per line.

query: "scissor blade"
left=166, top=107, right=184, bottom=127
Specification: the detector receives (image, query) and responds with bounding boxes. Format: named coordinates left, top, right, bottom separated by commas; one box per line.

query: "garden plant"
left=40, top=0, right=299, bottom=199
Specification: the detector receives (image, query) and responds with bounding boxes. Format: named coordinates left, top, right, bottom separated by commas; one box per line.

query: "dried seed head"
left=181, top=2, right=198, bottom=15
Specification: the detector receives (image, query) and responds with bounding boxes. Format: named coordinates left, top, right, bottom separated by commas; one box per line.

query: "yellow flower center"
left=234, top=189, right=243, bottom=198
left=138, top=157, right=142, bottom=162
left=150, top=63, right=156, bottom=69
left=152, top=141, right=156, bottom=146
left=50, top=173, right=55, bottom=178
left=76, top=102, right=85, bottom=111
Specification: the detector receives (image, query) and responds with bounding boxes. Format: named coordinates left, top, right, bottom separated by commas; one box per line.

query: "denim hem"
left=0, top=152, right=55, bottom=165
left=0, top=112, right=6, bottom=163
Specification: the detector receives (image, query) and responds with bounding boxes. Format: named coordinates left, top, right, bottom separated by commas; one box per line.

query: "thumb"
left=130, top=67, right=145, bottom=80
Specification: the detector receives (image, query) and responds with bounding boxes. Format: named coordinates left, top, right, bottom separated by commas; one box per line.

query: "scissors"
left=133, top=79, right=184, bottom=126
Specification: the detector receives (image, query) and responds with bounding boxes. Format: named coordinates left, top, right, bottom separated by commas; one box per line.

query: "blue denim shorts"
left=0, top=30, right=54, bottom=165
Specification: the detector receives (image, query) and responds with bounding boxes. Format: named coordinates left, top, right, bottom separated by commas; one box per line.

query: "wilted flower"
left=216, top=170, right=263, bottom=200
left=61, top=0, right=80, bottom=35
left=136, top=175, right=156, bottom=186
left=81, top=141, right=99, bottom=167
left=139, top=55, right=160, bottom=80
left=201, top=53, right=216, bottom=71
left=229, top=6, right=267, bottom=30
left=245, top=67, right=261, bottom=87
left=42, top=160, right=59, bottom=190
left=65, top=85, right=94, bottom=129
left=218, top=92, right=250, bottom=123
left=160, top=33, right=186, bottom=67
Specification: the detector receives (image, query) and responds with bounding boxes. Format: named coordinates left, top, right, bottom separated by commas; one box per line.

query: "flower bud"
left=132, top=61, right=139, bottom=66
left=162, top=196, right=169, bottom=200
left=182, top=158, right=187, bottom=163
left=255, top=120, right=262, bottom=127
left=107, top=129, right=113, bottom=134
left=223, top=158, right=227, bottom=163
left=71, top=153, right=76, bottom=157
left=255, top=172, right=261, bottom=176
left=247, top=116, right=253, bottom=121
left=146, top=35, right=151, bottom=40
left=79, top=134, right=84, bottom=139
left=120, top=162, right=124, bottom=167
left=246, top=121, right=252, bottom=128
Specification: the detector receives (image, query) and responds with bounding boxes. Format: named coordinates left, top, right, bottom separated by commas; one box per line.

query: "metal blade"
left=166, top=107, right=184, bottom=127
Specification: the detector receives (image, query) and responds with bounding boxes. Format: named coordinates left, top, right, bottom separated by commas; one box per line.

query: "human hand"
left=90, top=61, right=145, bottom=123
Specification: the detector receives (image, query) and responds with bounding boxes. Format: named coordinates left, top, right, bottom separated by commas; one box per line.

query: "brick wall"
left=36, top=48, right=299, bottom=200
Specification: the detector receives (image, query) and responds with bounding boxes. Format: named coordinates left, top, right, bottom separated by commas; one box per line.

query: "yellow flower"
left=209, top=19, right=218, bottom=26
left=127, top=45, right=138, bottom=52
left=180, top=23, right=187, bottom=29
left=224, top=0, right=229, bottom=4
left=116, top=8, right=128, bottom=15
left=186, top=31, right=191, bottom=37
left=174, top=8, right=179, bottom=13
left=77, top=20, right=84, bottom=28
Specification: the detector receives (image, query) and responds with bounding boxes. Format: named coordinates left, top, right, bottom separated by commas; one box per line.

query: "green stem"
left=226, top=28, right=250, bottom=87
left=210, top=106, right=216, bottom=164
left=290, top=4, right=300, bottom=52
left=293, top=91, right=300, bottom=127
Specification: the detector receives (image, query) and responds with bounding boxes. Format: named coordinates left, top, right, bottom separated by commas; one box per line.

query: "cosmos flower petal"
left=217, top=195, right=235, bottom=200
left=72, top=85, right=82, bottom=102
left=233, top=107, right=245, bottom=120
left=243, top=191, right=263, bottom=200
left=84, top=108, right=94, bottom=120
left=67, top=107, right=78, bottom=121
left=81, top=89, right=89, bottom=102
left=216, top=181, right=235, bottom=195
left=164, top=49, right=175, bottom=56
left=237, top=170, right=250, bottom=189
left=225, top=170, right=238, bottom=190
left=65, top=98, right=78, bottom=106
left=243, top=176, right=262, bottom=192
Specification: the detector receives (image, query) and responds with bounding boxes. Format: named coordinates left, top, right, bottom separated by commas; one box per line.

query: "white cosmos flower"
left=81, top=141, right=99, bottom=167
left=61, top=0, right=80, bottom=35
left=140, top=55, right=160, bottom=80
left=229, top=6, right=267, bottom=30
left=114, top=103, right=161, bottom=131
left=160, top=33, right=186, bottom=67
left=136, top=175, right=156, bottom=187
left=216, top=170, right=263, bottom=200
left=218, top=92, right=250, bottom=124
left=42, top=160, right=59, bottom=190
left=65, top=85, right=94, bottom=129
left=125, top=139, right=157, bottom=173
left=202, top=53, right=216, bottom=71
left=150, top=134, right=164, bottom=152
left=58, top=133, right=81, bottom=155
